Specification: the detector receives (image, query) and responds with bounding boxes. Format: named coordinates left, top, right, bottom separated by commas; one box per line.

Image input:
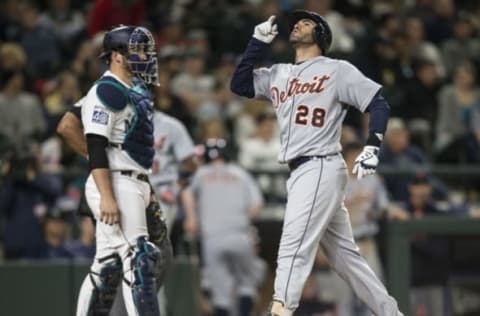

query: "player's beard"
left=290, top=31, right=316, bottom=48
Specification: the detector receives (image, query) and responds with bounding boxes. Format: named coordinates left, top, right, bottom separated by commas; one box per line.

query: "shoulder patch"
left=96, top=80, right=129, bottom=111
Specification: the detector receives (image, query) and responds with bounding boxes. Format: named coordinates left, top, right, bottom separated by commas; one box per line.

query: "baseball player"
left=72, top=25, right=161, bottom=316
left=58, top=96, right=173, bottom=315
left=150, top=110, right=196, bottom=232
left=230, top=11, right=404, bottom=316
left=183, top=138, right=264, bottom=316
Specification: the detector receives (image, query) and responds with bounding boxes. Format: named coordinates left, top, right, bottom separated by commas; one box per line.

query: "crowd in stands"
left=0, top=0, right=480, bottom=313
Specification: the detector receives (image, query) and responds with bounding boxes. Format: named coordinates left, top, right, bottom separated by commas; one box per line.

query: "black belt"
left=288, top=153, right=339, bottom=172
left=109, top=143, right=123, bottom=149
left=118, top=170, right=149, bottom=183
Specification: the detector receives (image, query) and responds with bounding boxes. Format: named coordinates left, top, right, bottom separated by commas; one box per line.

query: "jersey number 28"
left=295, top=105, right=326, bottom=128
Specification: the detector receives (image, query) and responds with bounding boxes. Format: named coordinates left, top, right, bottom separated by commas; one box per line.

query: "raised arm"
left=230, top=16, right=278, bottom=98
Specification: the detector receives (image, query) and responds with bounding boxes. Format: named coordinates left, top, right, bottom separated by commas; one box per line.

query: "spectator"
left=403, top=58, right=442, bottom=152
left=38, top=0, right=86, bottom=59
left=379, top=118, right=429, bottom=202
left=238, top=109, right=282, bottom=171
left=170, top=47, right=216, bottom=118
left=154, top=70, right=196, bottom=135
left=441, top=13, right=480, bottom=75
left=0, top=0, right=22, bottom=42
left=40, top=210, right=71, bottom=259
left=0, top=44, right=46, bottom=153
left=0, top=149, right=62, bottom=259
left=43, top=71, right=81, bottom=136
left=404, top=15, right=445, bottom=78
left=18, top=0, right=62, bottom=80
left=402, top=172, right=450, bottom=218
left=65, top=216, right=95, bottom=259
left=435, top=60, right=480, bottom=163
left=87, top=0, right=145, bottom=38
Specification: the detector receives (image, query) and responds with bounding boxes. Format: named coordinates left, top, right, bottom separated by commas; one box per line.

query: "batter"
left=230, top=10, right=404, bottom=316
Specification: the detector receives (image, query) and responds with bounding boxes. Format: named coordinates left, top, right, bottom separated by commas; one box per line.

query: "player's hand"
left=352, top=146, right=379, bottom=179
left=253, top=15, right=278, bottom=44
left=183, top=216, right=198, bottom=236
left=99, top=196, right=120, bottom=225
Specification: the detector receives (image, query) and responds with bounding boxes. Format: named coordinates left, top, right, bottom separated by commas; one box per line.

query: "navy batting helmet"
left=290, top=10, right=332, bottom=53
left=203, top=138, right=228, bottom=163
left=100, top=25, right=158, bottom=85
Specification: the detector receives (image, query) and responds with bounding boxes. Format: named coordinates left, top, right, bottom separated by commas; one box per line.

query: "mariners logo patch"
left=92, top=107, right=109, bottom=125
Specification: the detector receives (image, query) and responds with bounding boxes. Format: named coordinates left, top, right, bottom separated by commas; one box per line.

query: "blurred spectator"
left=40, top=210, right=71, bottom=259
left=403, top=59, right=441, bottom=152
left=404, top=15, right=445, bottom=78
left=379, top=118, right=429, bottom=202
left=0, top=0, right=22, bottom=42
left=435, top=60, right=480, bottom=163
left=423, top=0, right=455, bottom=44
left=0, top=150, right=62, bottom=259
left=441, top=13, right=480, bottom=75
left=18, top=0, right=62, bottom=80
left=38, top=0, right=86, bottom=59
left=87, top=0, right=145, bottom=38
left=70, top=38, right=105, bottom=93
left=238, top=110, right=282, bottom=171
left=0, top=44, right=46, bottom=154
left=402, top=172, right=450, bottom=218
left=158, top=45, right=183, bottom=77
left=65, top=216, right=95, bottom=259
left=43, top=71, right=81, bottom=136
left=155, top=15, right=186, bottom=50
left=154, top=70, right=196, bottom=135
left=170, top=47, right=216, bottom=119
left=0, top=41, right=27, bottom=70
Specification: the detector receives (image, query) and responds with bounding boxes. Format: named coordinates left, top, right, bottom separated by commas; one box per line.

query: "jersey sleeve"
left=172, top=120, right=195, bottom=161
left=337, top=61, right=381, bottom=112
left=253, top=67, right=272, bottom=99
left=81, top=87, right=116, bottom=140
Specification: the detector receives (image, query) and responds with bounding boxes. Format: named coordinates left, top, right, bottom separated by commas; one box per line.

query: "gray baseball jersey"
left=253, top=57, right=381, bottom=162
left=189, top=163, right=263, bottom=238
left=251, top=57, right=402, bottom=315
left=150, top=111, right=195, bottom=186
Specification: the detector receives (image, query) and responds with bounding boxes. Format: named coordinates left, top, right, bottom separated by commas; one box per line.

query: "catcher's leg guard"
left=125, top=236, right=161, bottom=316
left=86, top=254, right=123, bottom=316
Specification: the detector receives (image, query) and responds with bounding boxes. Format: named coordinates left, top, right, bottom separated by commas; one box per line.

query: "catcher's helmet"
left=290, top=10, right=332, bottom=53
left=203, top=138, right=228, bottom=163
left=99, top=25, right=158, bottom=85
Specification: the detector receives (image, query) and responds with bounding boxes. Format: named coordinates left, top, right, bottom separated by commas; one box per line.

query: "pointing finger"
left=267, top=15, right=276, bottom=25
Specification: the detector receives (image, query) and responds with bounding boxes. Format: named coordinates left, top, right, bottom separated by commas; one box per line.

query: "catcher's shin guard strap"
left=128, top=236, right=161, bottom=316
left=86, top=254, right=123, bottom=316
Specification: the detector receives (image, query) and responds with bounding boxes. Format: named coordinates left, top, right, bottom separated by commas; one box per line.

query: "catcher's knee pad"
left=86, top=253, right=123, bottom=316
left=127, top=236, right=161, bottom=316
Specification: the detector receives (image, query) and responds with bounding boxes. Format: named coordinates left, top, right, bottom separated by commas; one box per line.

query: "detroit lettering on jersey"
left=271, top=75, right=330, bottom=109
left=253, top=57, right=381, bottom=162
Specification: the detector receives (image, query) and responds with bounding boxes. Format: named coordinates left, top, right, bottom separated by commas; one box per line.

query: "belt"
left=116, top=170, right=149, bottom=183
left=109, top=143, right=123, bottom=149
left=288, top=153, right=339, bottom=172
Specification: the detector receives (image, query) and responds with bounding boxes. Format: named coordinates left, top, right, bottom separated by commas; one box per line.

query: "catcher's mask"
left=100, top=25, right=158, bottom=85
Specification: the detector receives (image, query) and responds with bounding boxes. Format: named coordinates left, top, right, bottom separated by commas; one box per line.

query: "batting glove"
left=253, top=15, right=278, bottom=44
left=352, top=146, right=379, bottom=179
